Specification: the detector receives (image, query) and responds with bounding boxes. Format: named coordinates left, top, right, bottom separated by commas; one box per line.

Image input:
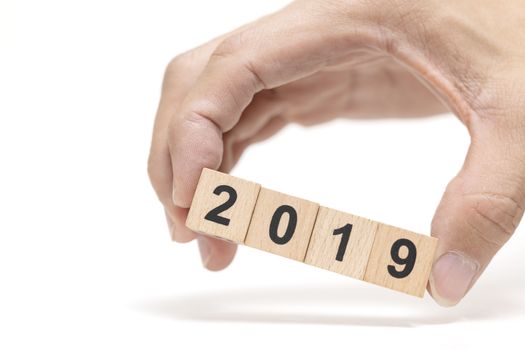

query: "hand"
left=148, top=0, right=525, bottom=306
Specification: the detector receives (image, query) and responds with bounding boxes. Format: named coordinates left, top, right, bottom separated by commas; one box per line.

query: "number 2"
left=204, top=185, right=237, bottom=226
left=387, top=238, right=417, bottom=278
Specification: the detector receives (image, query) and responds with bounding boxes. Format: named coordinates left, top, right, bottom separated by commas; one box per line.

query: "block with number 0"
left=244, top=188, right=319, bottom=261
left=185, top=168, right=439, bottom=298
left=185, top=168, right=261, bottom=243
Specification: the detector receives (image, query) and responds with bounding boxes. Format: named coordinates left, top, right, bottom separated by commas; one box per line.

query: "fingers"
left=168, top=206, right=196, bottom=243
left=167, top=5, right=380, bottom=208
left=344, top=61, right=447, bottom=119
left=224, top=116, right=288, bottom=172
left=149, top=26, right=266, bottom=241
left=148, top=59, right=198, bottom=242
left=221, top=91, right=284, bottom=171
left=148, top=39, right=222, bottom=242
left=197, top=236, right=238, bottom=271
left=429, top=122, right=525, bottom=306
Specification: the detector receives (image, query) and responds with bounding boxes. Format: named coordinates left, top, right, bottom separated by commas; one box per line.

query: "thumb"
left=429, top=124, right=525, bottom=306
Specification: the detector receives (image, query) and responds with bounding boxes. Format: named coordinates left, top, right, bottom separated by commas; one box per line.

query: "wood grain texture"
left=185, top=169, right=438, bottom=298
left=363, top=224, right=438, bottom=297
left=185, top=168, right=260, bottom=244
left=244, top=188, right=319, bottom=261
left=304, top=207, right=378, bottom=280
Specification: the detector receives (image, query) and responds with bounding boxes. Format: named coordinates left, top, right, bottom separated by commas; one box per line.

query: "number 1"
left=333, top=223, right=353, bottom=261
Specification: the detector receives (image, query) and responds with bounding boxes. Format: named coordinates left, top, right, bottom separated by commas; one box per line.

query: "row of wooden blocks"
left=186, top=168, right=438, bottom=297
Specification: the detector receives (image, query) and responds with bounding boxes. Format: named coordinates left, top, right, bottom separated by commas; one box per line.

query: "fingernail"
left=197, top=236, right=212, bottom=268
left=431, top=252, right=479, bottom=306
left=171, top=186, right=178, bottom=205
left=171, top=186, right=186, bottom=207
left=165, top=210, right=175, bottom=240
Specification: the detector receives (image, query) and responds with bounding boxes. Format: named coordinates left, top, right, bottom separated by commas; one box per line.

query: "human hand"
left=148, top=0, right=525, bottom=306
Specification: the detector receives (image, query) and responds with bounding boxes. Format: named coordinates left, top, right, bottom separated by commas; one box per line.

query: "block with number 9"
left=364, top=224, right=438, bottom=297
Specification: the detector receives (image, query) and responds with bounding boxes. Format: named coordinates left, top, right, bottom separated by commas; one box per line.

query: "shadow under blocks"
left=138, top=169, right=525, bottom=326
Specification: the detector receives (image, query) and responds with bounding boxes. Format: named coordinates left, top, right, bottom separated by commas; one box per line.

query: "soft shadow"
left=134, top=271, right=525, bottom=327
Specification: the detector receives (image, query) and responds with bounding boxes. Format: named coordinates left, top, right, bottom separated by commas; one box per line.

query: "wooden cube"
left=304, top=207, right=378, bottom=279
left=244, top=188, right=319, bottom=261
left=185, top=168, right=261, bottom=244
left=363, top=224, right=438, bottom=297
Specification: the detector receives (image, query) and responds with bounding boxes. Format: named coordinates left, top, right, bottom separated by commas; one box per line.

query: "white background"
left=1, top=1, right=524, bottom=349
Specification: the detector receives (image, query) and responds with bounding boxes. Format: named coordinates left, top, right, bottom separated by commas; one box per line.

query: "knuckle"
left=164, top=52, right=193, bottom=79
left=177, top=112, right=223, bottom=168
left=286, top=114, right=313, bottom=126
left=211, top=32, right=265, bottom=90
left=469, top=76, right=525, bottom=127
left=463, top=192, right=524, bottom=247
left=211, top=32, right=247, bottom=60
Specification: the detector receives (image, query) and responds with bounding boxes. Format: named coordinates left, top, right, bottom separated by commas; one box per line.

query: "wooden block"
left=185, top=168, right=438, bottom=299
left=185, top=168, right=261, bottom=244
left=363, top=224, right=438, bottom=297
left=244, top=188, right=319, bottom=261
left=304, top=207, right=378, bottom=279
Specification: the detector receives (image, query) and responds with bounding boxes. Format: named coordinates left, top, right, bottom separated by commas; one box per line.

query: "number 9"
left=387, top=238, right=417, bottom=279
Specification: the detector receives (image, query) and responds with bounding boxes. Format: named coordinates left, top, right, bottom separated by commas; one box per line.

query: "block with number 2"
left=186, top=168, right=260, bottom=244
left=185, top=168, right=438, bottom=298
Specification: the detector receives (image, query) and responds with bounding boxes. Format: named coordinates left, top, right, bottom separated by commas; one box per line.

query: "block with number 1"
left=304, top=207, right=378, bottom=280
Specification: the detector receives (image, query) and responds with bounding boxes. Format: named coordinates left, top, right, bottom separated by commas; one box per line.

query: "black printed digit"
left=204, top=185, right=237, bottom=226
left=387, top=238, right=417, bottom=278
left=332, top=223, right=353, bottom=262
left=269, top=205, right=297, bottom=245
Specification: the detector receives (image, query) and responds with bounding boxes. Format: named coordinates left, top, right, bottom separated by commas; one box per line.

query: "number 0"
left=269, top=205, right=297, bottom=245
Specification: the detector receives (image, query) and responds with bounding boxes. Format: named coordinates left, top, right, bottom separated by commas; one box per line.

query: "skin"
left=148, top=0, right=525, bottom=306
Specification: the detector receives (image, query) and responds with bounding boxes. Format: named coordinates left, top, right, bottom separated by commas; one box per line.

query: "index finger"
left=169, top=4, right=372, bottom=207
